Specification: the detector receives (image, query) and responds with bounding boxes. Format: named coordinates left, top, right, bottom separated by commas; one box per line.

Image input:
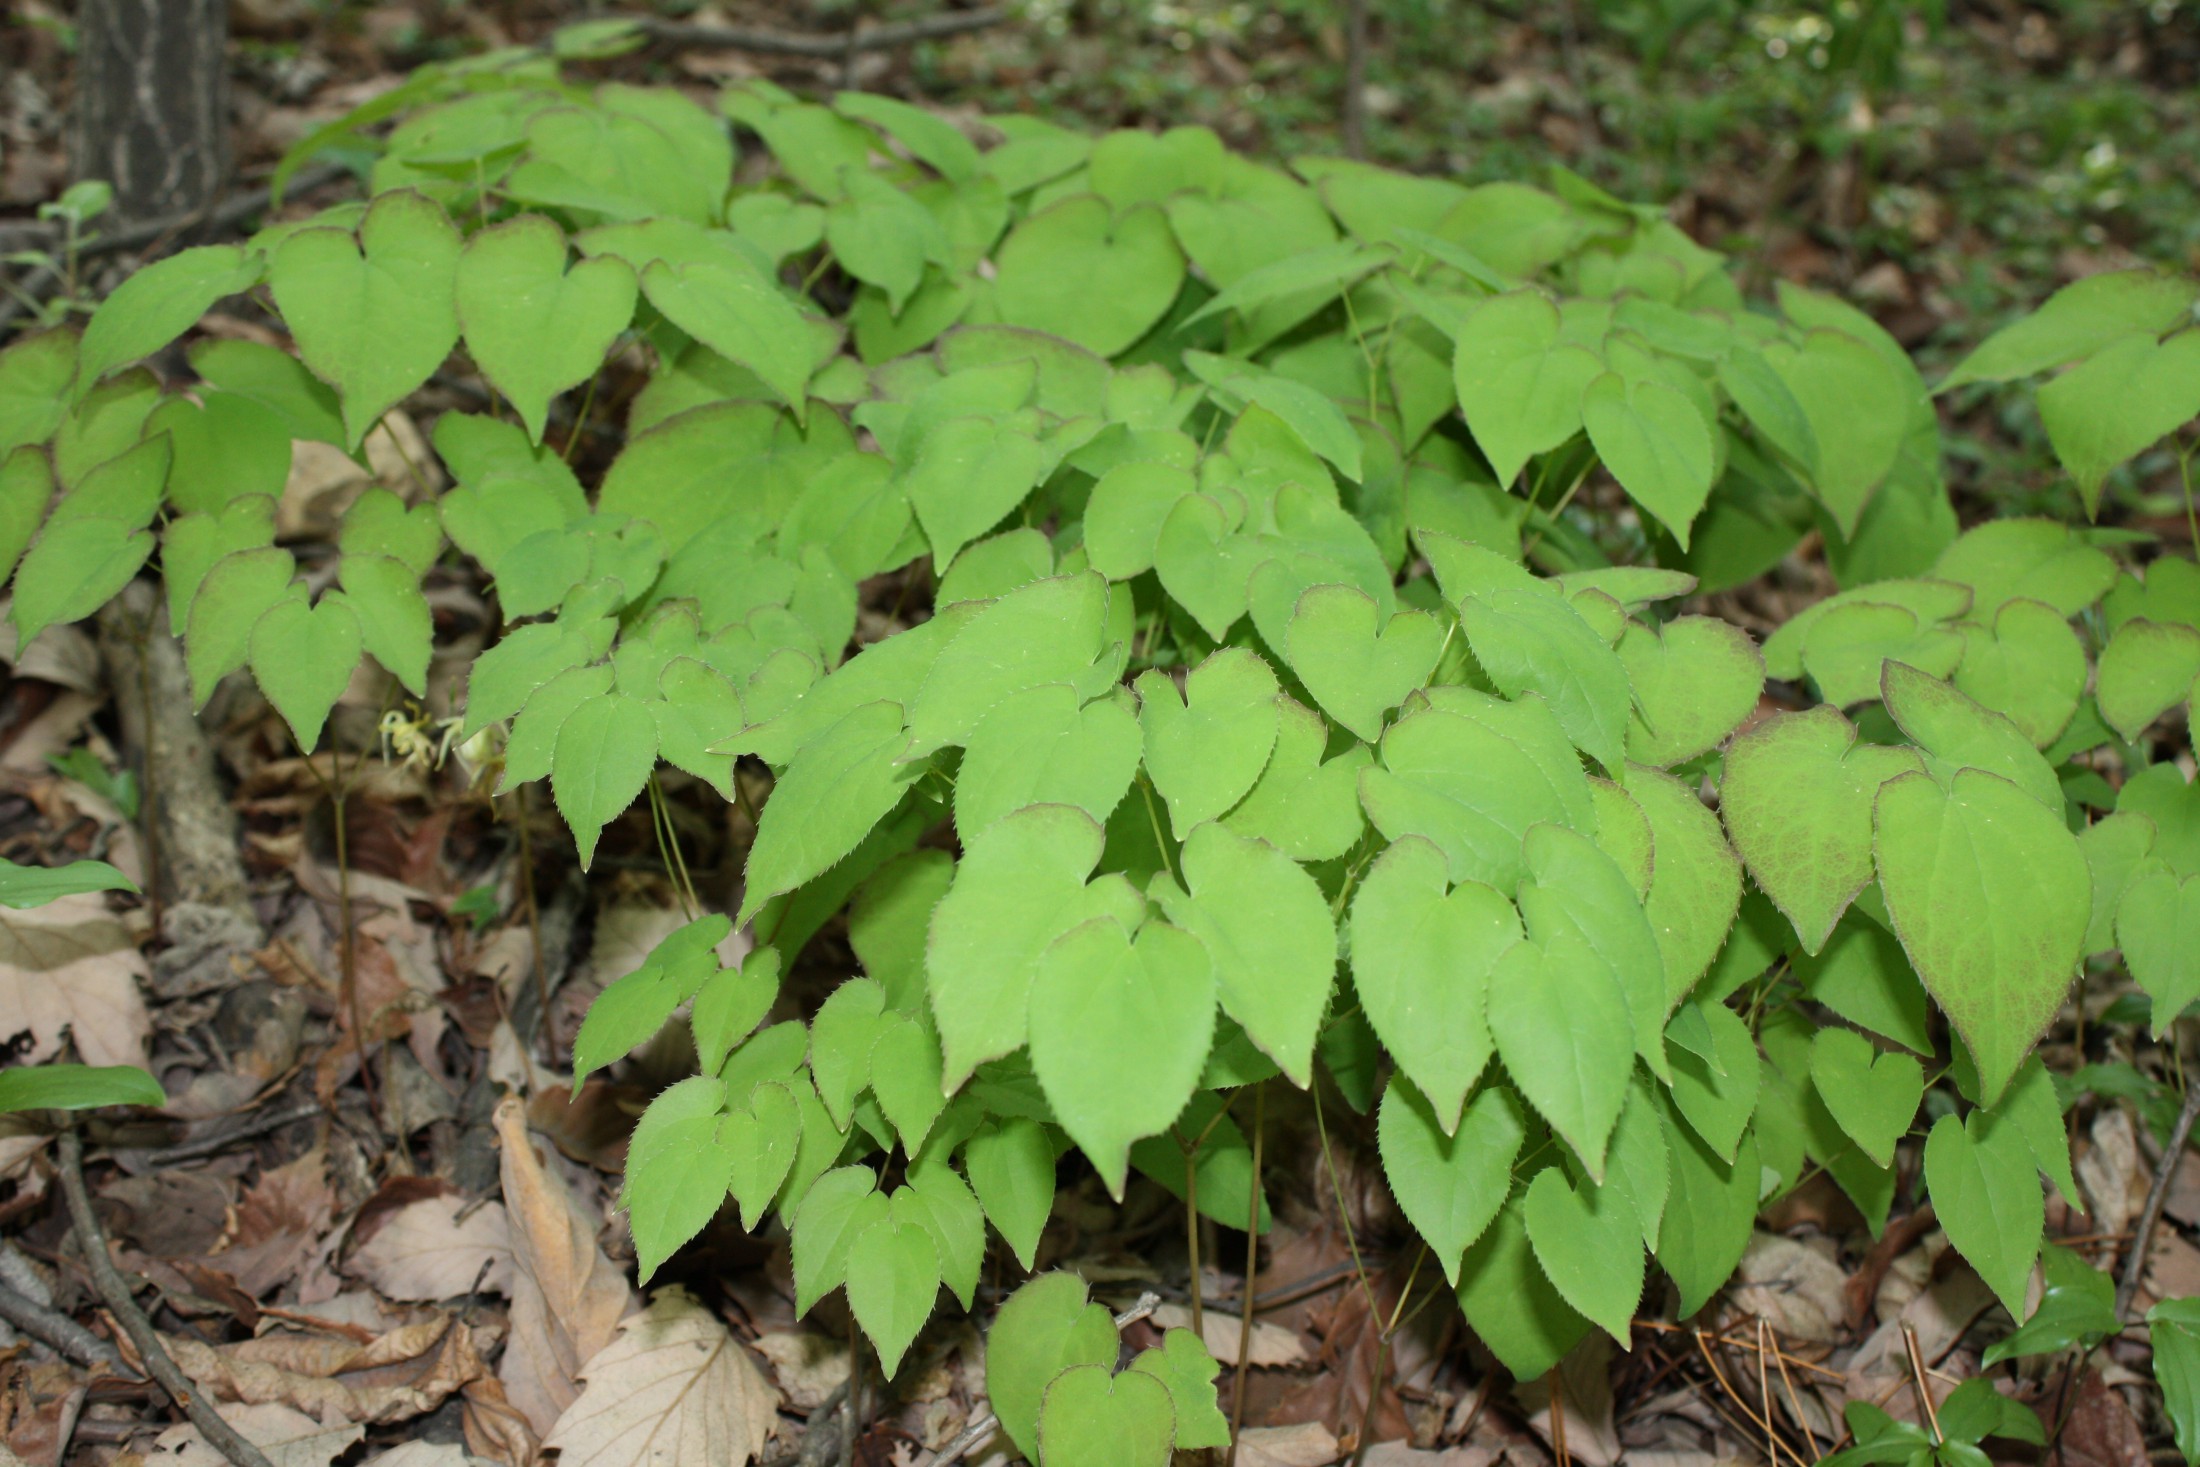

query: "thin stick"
left=1691, top=1328, right=1783, bottom=1444
left=2119, top=1053, right=2200, bottom=1317
left=0, top=1278, right=118, bottom=1366
left=57, top=1131, right=276, bottom=1467
left=1224, top=1082, right=1266, bottom=1467
left=1766, top=1316, right=1823, bottom=1458
left=1902, top=1325, right=1942, bottom=1443
left=1757, top=1317, right=1784, bottom=1467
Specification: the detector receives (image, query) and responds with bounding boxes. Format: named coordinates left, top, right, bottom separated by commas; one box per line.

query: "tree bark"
left=70, top=0, right=231, bottom=225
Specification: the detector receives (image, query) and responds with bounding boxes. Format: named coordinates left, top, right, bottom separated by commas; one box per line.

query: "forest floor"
left=1, top=3, right=2199, bottom=1466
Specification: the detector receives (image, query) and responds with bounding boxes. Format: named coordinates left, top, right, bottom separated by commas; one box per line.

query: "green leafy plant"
left=4, top=27, right=2200, bottom=1462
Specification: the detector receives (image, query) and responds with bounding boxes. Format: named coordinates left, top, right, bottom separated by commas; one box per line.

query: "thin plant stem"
left=1523, top=458, right=1595, bottom=560
left=1312, top=1082, right=1381, bottom=1324
left=1138, top=774, right=1180, bottom=886
left=1183, top=1138, right=1204, bottom=1338
left=130, top=600, right=162, bottom=940
left=562, top=371, right=601, bottom=465
left=1179, top=1084, right=1248, bottom=1336
left=306, top=746, right=376, bottom=1124
left=1349, top=1245, right=1430, bottom=1467
left=646, top=775, right=701, bottom=919
left=2179, top=441, right=2198, bottom=557
left=1224, top=1081, right=1266, bottom=1467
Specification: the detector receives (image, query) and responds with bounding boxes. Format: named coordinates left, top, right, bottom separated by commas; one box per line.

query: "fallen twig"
left=2119, top=1074, right=2200, bottom=1317
left=1845, top=1203, right=1937, bottom=1332
left=132, top=1100, right=323, bottom=1168
left=634, top=8, right=1005, bottom=60
left=56, top=1129, right=276, bottom=1467
left=0, top=1277, right=119, bottom=1367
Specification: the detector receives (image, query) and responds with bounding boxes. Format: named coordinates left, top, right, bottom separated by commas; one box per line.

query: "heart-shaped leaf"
left=1488, top=932, right=1632, bottom=1179
left=1620, top=615, right=1764, bottom=767
left=1522, top=1165, right=1645, bottom=1344
left=640, top=258, right=816, bottom=421
left=1451, top=290, right=1604, bottom=487
left=1152, top=822, right=1335, bottom=1089
left=1763, top=326, right=1908, bottom=537
left=1152, top=492, right=1258, bottom=641
left=2096, top=618, right=2200, bottom=744
left=249, top=591, right=363, bottom=752
left=1037, top=1364, right=1176, bottom=1467
left=1456, top=1201, right=1593, bottom=1382
left=1377, top=1077, right=1525, bottom=1285
left=2038, top=329, right=2200, bottom=516
left=1720, top=706, right=1923, bottom=955
left=725, top=1080, right=802, bottom=1229
left=1582, top=371, right=1716, bottom=547
left=1876, top=768, right=2088, bottom=1106
left=993, top=196, right=1185, bottom=357
left=1954, top=598, right=2088, bottom=749
left=623, top=1075, right=737, bottom=1282
left=1137, top=648, right=1279, bottom=837
left=1350, top=837, right=1519, bottom=1129
left=986, top=1274, right=1122, bottom=1462
left=927, top=804, right=1121, bottom=1089
left=844, top=1215, right=940, bottom=1376
left=551, top=690, right=661, bottom=870
left=1284, top=584, right=1442, bottom=742
left=270, top=190, right=463, bottom=448
left=867, top=1014, right=946, bottom=1154
left=1030, top=916, right=1216, bottom=1196
left=1809, top=1027, right=1923, bottom=1168
left=456, top=213, right=638, bottom=444
left=1664, top=997, right=1759, bottom=1161
left=1924, top=1111, right=2043, bottom=1320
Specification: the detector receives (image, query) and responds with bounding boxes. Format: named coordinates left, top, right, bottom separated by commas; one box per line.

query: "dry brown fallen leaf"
left=149, top=1401, right=363, bottom=1467
left=1149, top=1303, right=1309, bottom=1367
left=0, top=890, right=152, bottom=1066
left=1726, top=1230, right=1851, bottom=1344
left=160, top=1312, right=490, bottom=1425
left=347, top=1188, right=515, bottom=1302
left=493, top=1093, right=636, bottom=1436
left=544, top=1286, right=781, bottom=1467
left=1235, top=1421, right=1341, bottom=1467
left=751, top=1329, right=851, bottom=1410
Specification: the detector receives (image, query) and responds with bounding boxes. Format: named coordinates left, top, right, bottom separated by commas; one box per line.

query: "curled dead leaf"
left=493, top=1093, right=635, bottom=1436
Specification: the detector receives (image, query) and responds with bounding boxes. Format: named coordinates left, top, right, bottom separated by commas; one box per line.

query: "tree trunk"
left=70, top=0, right=231, bottom=225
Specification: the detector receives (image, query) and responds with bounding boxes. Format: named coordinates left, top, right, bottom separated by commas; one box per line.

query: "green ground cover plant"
left=4, top=20, right=2200, bottom=1463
